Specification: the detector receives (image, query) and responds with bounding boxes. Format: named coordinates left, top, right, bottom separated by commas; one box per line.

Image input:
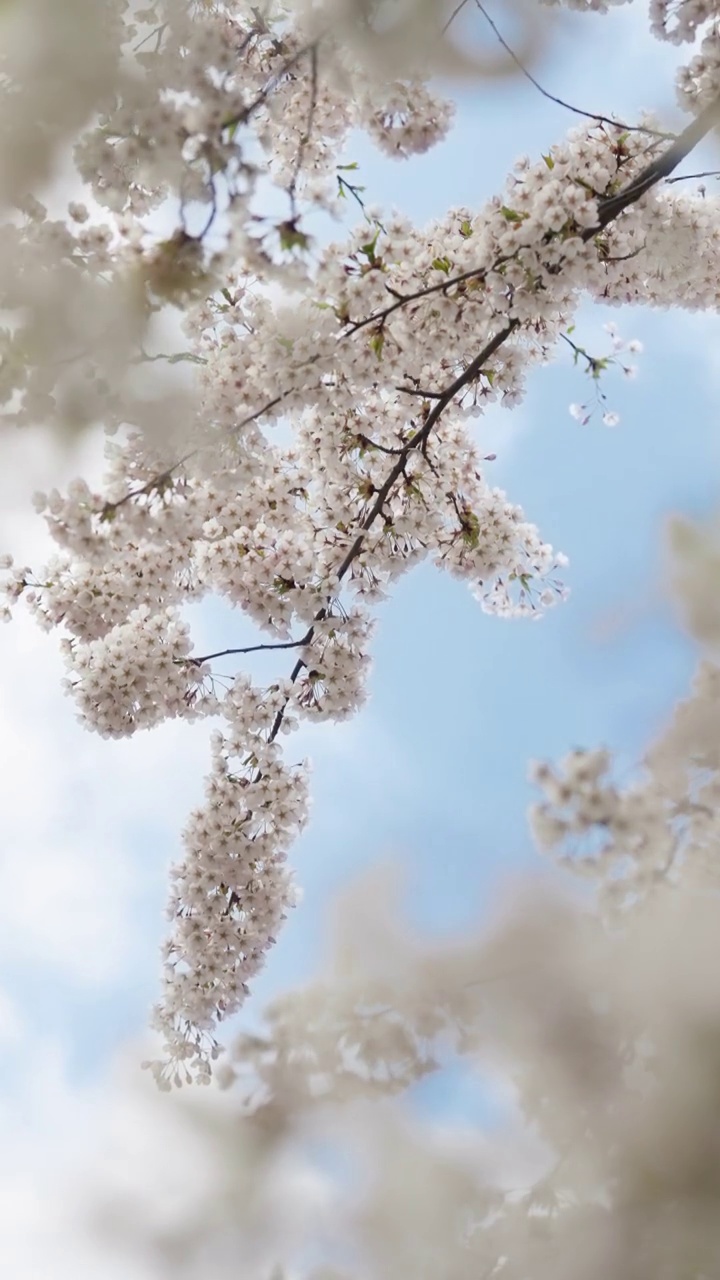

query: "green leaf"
left=542, top=153, right=555, bottom=170
left=278, top=222, right=311, bottom=252
left=370, top=329, right=384, bottom=359
left=337, top=162, right=359, bottom=171
left=500, top=206, right=527, bottom=223
left=431, top=256, right=451, bottom=274
left=360, top=230, right=380, bottom=263
left=459, top=219, right=473, bottom=238
left=461, top=510, right=480, bottom=549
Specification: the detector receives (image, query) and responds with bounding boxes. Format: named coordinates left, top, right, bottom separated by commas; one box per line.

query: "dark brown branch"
left=589, top=93, right=720, bottom=231
left=334, top=320, right=519, bottom=583
left=345, top=259, right=515, bottom=336
left=265, top=324, right=518, bottom=741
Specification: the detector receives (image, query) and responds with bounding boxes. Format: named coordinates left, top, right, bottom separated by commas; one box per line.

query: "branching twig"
left=344, top=257, right=516, bottom=336
left=100, top=392, right=286, bottom=518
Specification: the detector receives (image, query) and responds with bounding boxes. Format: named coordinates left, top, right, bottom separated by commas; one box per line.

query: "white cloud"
left=0, top=428, right=214, bottom=994
left=0, top=986, right=24, bottom=1046
left=0, top=599, right=212, bottom=985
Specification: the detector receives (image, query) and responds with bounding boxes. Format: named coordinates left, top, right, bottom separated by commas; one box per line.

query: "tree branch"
left=181, top=636, right=311, bottom=667
left=665, top=169, right=720, bottom=184
left=344, top=257, right=517, bottom=336
left=263, top=96, right=720, bottom=742
left=590, top=94, right=720, bottom=231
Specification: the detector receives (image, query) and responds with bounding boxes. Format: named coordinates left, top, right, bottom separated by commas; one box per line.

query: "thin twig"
left=100, top=392, right=286, bottom=518
left=474, top=0, right=675, bottom=140
left=665, top=169, right=720, bottom=184
left=182, top=636, right=311, bottom=667
left=133, top=22, right=167, bottom=53
left=442, top=0, right=471, bottom=34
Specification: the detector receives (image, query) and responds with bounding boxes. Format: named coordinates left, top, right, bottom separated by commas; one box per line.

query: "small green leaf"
left=370, top=329, right=384, bottom=359
left=432, top=256, right=451, bottom=274
left=337, top=162, right=359, bottom=171
left=542, top=153, right=555, bottom=170
left=459, top=219, right=473, bottom=238
left=360, top=230, right=380, bottom=263
left=500, top=206, right=527, bottom=223
left=278, top=222, right=310, bottom=252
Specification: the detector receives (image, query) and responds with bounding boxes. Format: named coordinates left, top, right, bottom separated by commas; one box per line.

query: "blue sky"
left=1, top=0, right=720, bottom=1255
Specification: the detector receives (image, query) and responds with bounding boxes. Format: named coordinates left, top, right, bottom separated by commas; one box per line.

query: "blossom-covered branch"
left=4, top=0, right=720, bottom=1085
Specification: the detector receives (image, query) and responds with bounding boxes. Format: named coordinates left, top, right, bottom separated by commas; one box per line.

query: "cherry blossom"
left=3, top=0, right=720, bottom=1082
